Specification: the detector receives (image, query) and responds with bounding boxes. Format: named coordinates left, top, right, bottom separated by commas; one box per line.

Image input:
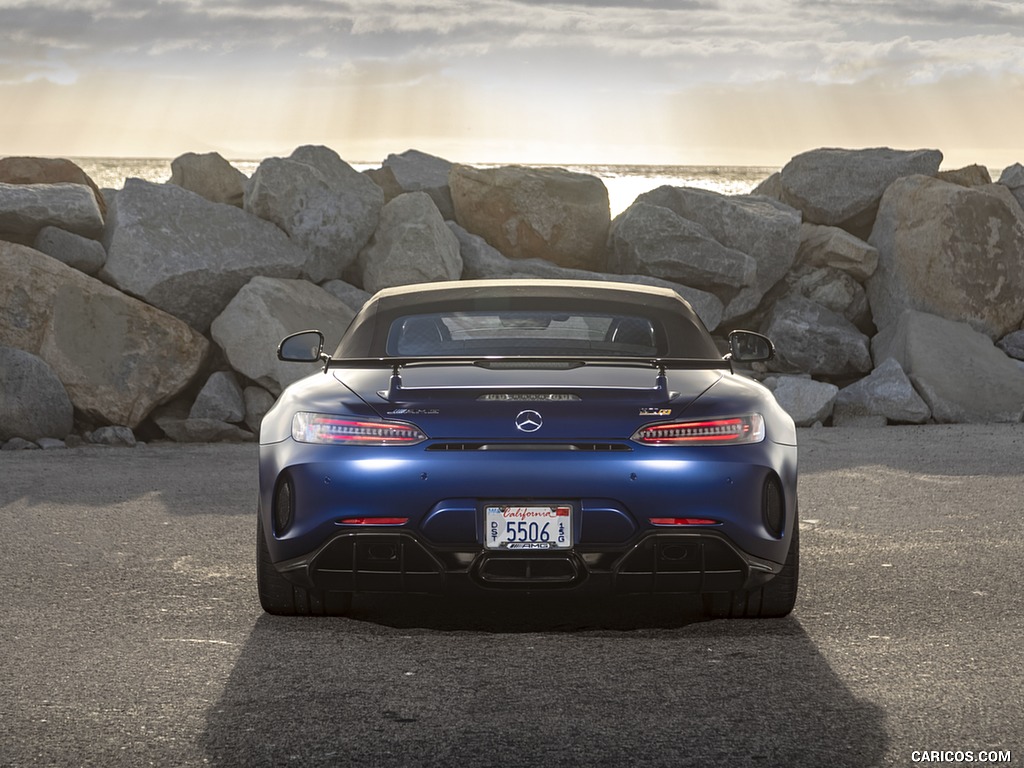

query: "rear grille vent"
left=427, top=442, right=632, bottom=452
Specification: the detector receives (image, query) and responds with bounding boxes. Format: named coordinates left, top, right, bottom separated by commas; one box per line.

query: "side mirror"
left=728, top=330, right=775, bottom=363
left=278, top=330, right=325, bottom=363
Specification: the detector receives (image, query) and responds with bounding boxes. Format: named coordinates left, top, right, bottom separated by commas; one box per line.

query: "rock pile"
left=2, top=146, right=1023, bottom=448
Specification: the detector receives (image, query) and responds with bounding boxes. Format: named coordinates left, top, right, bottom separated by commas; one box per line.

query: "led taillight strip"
left=633, top=415, right=764, bottom=445
left=649, top=517, right=719, bottom=526
left=638, top=417, right=746, bottom=443
left=308, top=417, right=426, bottom=444
left=338, top=517, right=409, bottom=525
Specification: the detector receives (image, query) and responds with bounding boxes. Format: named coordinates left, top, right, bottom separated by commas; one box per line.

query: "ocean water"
left=72, top=157, right=778, bottom=217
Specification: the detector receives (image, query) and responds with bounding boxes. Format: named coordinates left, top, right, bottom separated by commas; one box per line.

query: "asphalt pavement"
left=1, top=425, right=1022, bottom=767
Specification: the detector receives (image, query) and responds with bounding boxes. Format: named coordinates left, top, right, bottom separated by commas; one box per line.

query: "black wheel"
left=703, top=513, right=799, bottom=619
left=257, top=516, right=353, bottom=616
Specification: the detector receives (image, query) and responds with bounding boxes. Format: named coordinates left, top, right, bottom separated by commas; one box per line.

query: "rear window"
left=386, top=310, right=664, bottom=357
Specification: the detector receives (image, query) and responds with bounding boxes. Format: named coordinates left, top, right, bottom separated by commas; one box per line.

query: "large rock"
left=0, top=156, right=106, bottom=217
left=450, top=164, right=610, bottom=271
left=872, top=310, right=1024, bottom=423
left=0, top=243, right=208, bottom=428
left=210, top=277, right=356, bottom=395
left=833, top=357, right=930, bottom=425
left=937, top=164, right=992, bottom=188
left=631, top=187, right=801, bottom=320
left=608, top=202, right=756, bottom=294
left=766, top=375, right=838, bottom=427
left=189, top=371, right=245, bottom=423
left=359, top=192, right=462, bottom=293
left=866, top=175, right=1024, bottom=339
left=321, top=280, right=372, bottom=312
left=782, top=266, right=871, bottom=332
left=779, top=147, right=943, bottom=238
left=760, top=294, right=872, bottom=378
left=452, top=221, right=724, bottom=332
left=997, top=330, right=1024, bottom=360
left=33, top=226, right=106, bottom=275
left=796, top=223, right=878, bottom=282
left=997, top=163, right=1024, bottom=211
left=0, top=182, right=105, bottom=242
left=0, top=346, right=74, bottom=441
left=382, top=150, right=455, bottom=220
left=100, top=178, right=308, bottom=332
left=244, top=145, right=383, bottom=283
left=169, top=151, right=248, bottom=207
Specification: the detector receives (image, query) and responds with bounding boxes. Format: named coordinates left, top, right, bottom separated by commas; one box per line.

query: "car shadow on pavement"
left=202, top=597, right=888, bottom=768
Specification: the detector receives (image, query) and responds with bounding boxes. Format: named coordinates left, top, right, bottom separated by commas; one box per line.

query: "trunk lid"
left=333, top=362, right=723, bottom=441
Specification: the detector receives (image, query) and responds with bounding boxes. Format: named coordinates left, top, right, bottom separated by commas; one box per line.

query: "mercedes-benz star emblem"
left=515, top=410, right=543, bottom=433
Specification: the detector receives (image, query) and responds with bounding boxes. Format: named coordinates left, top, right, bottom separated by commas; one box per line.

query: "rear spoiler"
left=329, top=356, right=731, bottom=403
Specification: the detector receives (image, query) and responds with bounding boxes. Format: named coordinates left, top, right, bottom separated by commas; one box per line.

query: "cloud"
left=2, top=0, right=1022, bottom=163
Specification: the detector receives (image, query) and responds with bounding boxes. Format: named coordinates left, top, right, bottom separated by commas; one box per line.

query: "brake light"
left=338, top=517, right=409, bottom=525
left=632, top=414, right=764, bottom=445
left=649, top=517, right=719, bottom=526
left=292, top=413, right=427, bottom=446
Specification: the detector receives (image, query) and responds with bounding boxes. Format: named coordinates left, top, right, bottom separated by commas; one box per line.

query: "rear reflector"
left=632, top=414, right=765, bottom=445
left=337, top=517, right=409, bottom=525
left=649, top=517, right=719, bottom=526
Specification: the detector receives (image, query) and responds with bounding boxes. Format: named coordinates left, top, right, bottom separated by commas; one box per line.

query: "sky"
left=2, top=0, right=1023, bottom=168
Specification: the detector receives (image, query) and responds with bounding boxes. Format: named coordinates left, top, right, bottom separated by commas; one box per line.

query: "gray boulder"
left=997, top=330, right=1024, bottom=360
left=452, top=221, right=724, bottom=332
left=321, top=280, right=373, bottom=312
left=833, top=358, right=930, bottom=425
left=779, top=147, right=943, bottom=238
left=88, top=426, right=138, bottom=447
left=0, top=242, right=208, bottom=428
left=608, top=202, right=756, bottom=294
left=783, top=266, right=871, bottom=332
left=997, top=162, right=1024, bottom=211
left=169, top=151, right=248, bottom=207
left=0, top=182, right=105, bottom=241
left=0, top=346, right=74, bottom=441
left=189, top=371, right=245, bottom=423
left=100, top=178, right=308, bottom=332
left=937, top=165, right=992, bottom=188
left=359, top=192, right=462, bottom=293
left=450, top=164, right=610, bottom=271
left=2, top=438, right=39, bottom=451
left=33, top=225, right=106, bottom=275
left=796, top=223, right=878, bottom=282
left=766, top=375, right=838, bottom=427
left=153, top=401, right=254, bottom=442
left=872, top=310, right=1024, bottom=423
left=210, top=277, right=356, bottom=396
left=761, top=294, right=872, bottom=377
left=244, top=145, right=384, bottom=283
left=632, top=187, right=801, bottom=320
left=243, top=386, right=276, bottom=434
left=383, top=150, right=455, bottom=220
left=866, top=175, right=1024, bottom=339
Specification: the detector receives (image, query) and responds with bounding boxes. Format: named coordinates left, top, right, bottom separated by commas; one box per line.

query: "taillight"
left=337, top=517, right=409, bottom=525
left=649, top=517, right=719, bottom=526
left=632, top=414, right=765, bottom=445
left=292, top=413, right=427, bottom=446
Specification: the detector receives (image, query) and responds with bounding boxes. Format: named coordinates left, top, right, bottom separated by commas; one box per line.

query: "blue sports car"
left=257, top=279, right=799, bottom=618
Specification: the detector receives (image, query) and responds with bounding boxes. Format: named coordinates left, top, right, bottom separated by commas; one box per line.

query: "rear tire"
left=257, top=516, right=353, bottom=616
left=703, top=513, right=799, bottom=619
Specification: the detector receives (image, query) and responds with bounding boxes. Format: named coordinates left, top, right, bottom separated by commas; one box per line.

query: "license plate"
left=484, top=504, right=572, bottom=550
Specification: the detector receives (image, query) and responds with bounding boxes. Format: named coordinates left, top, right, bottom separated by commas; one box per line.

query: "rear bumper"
left=271, top=528, right=784, bottom=596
